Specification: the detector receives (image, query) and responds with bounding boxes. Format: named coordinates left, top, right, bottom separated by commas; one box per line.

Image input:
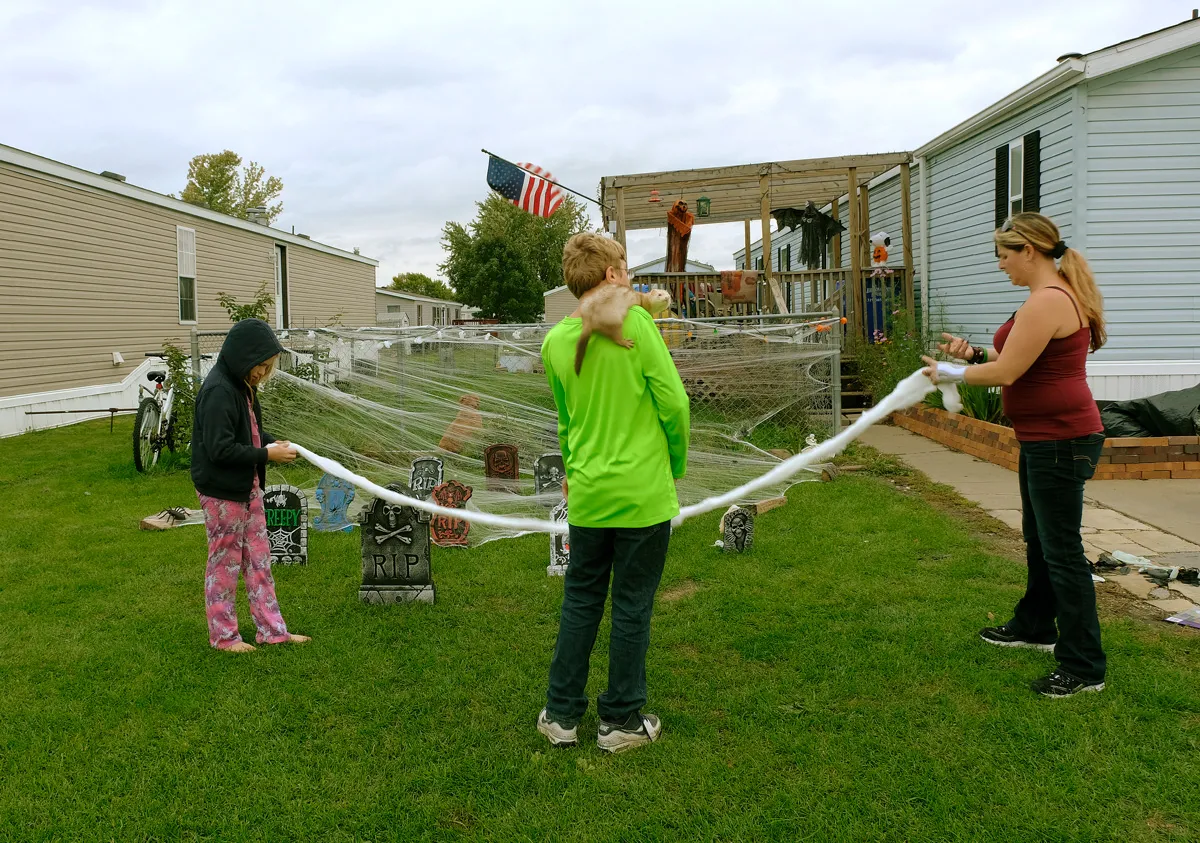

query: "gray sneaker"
left=536, top=709, right=577, bottom=747
left=597, top=712, right=661, bottom=754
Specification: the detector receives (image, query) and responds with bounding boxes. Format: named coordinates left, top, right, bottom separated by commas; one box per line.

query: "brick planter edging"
left=891, top=406, right=1200, bottom=480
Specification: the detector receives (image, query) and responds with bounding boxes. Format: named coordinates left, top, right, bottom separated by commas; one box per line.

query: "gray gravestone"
left=548, top=498, right=569, bottom=576
left=359, top=483, right=435, bottom=604
left=533, top=452, right=566, bottom=499
left=722, top=506, right=755, bottom=553
left=409, top=457, right=444, bottom=501
left=263, top=484, right=308, bottom=565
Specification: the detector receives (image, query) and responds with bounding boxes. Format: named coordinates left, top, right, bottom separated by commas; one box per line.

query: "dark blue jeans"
left=1010, top=433, right=1107, bottom=683
left=545, top=521, right=671, bottom=727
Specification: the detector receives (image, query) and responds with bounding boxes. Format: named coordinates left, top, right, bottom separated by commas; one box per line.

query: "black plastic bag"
left=1100, top=383, right=1200, bottom=438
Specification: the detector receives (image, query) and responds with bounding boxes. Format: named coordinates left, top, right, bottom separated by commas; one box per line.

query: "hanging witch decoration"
left=665, top=199, right=694, bottom=273
left=771, top=202, right=845, bottom=269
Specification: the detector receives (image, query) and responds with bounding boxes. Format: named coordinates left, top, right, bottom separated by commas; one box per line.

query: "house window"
left=755, top=256, right=763, bottom=271
left=177, top=226, right=197, bottom=323
left=417, top=304, right=424, bottom=324
left=995, top=130, right=1041, bottom=228
left=387, top=305, right=404, bottom=313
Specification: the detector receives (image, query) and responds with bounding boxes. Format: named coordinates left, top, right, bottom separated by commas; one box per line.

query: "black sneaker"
left=1031, top=669, right=1105, bottom=698
left=979, top=623, right=1056, bottom=652
left=536, top=709, right=578, bottom=747
left=597, top=712, right=661, bottom=754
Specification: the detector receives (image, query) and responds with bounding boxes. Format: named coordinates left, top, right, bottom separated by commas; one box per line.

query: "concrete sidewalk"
left=858, top=425, right=1200, bottom=616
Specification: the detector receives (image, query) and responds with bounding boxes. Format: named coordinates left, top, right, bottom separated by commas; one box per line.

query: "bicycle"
left=133, top=357, right=178, bottom=473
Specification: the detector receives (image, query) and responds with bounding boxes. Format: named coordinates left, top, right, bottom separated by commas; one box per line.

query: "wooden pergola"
left=599, top=152, right=916, bottom=337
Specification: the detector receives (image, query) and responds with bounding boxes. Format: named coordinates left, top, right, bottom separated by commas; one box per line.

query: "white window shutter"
left=177, top=226, right=197, bottom=278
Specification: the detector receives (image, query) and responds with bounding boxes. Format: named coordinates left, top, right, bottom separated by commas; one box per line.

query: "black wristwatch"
left=969, top=345, right=988, bottom=364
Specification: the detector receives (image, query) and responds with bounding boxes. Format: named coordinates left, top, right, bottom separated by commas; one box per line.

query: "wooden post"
left=759, top=174, right=788, bottom=314
left=900, top=162, right=915, bottom=317
left=744, top=219, right=752, bottom=271
left=847, top=168, right=862, bottom=337
left=830, top=197, right=841, bottom=269
left=614, top=186, right=626, bottom=250
left=859, top=181, right=871, bottom=271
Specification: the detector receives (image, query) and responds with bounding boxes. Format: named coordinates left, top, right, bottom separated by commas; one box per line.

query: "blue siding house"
left=741, top=17, right=1200, bottom=399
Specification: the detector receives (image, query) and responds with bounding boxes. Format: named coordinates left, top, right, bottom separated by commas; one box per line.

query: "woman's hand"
left=937, top=332, right=974, bottom=361
left=922, top=356, right=967, bottom=384
left=267, top=441, right=298, bottom=463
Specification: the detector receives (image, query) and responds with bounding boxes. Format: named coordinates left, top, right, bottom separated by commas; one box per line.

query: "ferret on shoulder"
left=574, top=286, right=671, bottom=375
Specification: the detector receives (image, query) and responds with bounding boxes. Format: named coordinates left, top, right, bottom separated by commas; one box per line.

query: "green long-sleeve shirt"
left=541, top=305, right=690, bottom=528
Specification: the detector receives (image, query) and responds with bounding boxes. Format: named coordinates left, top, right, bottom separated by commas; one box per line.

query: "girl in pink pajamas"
left=191, top=318, right=310, bottom=653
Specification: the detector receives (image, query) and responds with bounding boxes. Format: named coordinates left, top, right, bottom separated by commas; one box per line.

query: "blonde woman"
left=923, top=213, right=1107, bottom=697
left=191, top=318, right=310, bottom=652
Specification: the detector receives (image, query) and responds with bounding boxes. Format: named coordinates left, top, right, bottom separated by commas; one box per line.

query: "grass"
left=1, top=419, right=1198, bottom=842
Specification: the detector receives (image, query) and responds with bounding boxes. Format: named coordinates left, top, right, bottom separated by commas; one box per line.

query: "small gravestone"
left=533, top=452, right=566, bottom=499
left=313, top=473, right=356, bottom=532
left=722, top=506, right=755, bottom=553
left=430, top=480, right=472, bottom=547
left=263, top=484, right=308, bottom=565
left=484, top=444, right=520, bottom=492
left=359, top=483, right=434, bottom=604
left=409, top=457, right=444, bottom=501
left=548, top=497, right=570, bottom=576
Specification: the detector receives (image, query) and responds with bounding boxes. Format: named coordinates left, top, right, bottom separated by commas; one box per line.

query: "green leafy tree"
left=439, top=193, right=590, bottom=320
left=389, top=272, right=456, bottom=301
left=217, top=282, right=274, bottom=323
left=179, top=150, right=284, bottom=223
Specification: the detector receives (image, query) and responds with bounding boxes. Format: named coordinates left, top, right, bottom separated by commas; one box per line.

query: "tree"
left=179, top=151, right=284, bottom=223
left=389, top=272, right=456, bottom=301
left=439, top=193, right=590, bottom=321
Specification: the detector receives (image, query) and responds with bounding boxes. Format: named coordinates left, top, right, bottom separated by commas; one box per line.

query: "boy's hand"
left=267, top=441, right=298, bottom=463
left=561, top=478, right=568, bottom=501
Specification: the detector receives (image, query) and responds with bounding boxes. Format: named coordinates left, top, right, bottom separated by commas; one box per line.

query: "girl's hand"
left=937, top=332, right=973, bottom=361
left=267, top=441, right=298, bottom=463
left=922, top=356, right=967, bottom=384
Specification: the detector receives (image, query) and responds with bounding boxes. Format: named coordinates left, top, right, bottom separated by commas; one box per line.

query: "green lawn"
left=1, top=419, right=1197, bottom=842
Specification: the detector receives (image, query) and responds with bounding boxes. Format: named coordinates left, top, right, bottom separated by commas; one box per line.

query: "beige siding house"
left=0, top=143, right=377, bottom=435
left=541, top=257, right=715, bottom=323
left=376, top=288, right=475, bottom=326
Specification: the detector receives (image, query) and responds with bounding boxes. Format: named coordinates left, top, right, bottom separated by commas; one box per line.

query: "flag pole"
left=482, top=149, right=605, bottom=210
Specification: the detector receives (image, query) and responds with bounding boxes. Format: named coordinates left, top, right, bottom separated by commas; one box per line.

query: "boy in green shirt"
left=536, top=232, right=690, bottom=754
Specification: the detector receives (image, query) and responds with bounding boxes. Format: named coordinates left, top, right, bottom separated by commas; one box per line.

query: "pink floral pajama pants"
left=199, top=484, right=289, bottom=649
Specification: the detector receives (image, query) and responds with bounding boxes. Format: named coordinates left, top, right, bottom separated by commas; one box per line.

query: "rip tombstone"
left=430, top=480, right=472, bottom=548
left=484, top=444, right=520, bottom=492
left=359, top=484, right=434, bottom=604
left=548, top=497, right=570, bottom=577
left=409, top=457, right=444, bottom=501
left=533, top=452, right=565, bottom=499
left=263, top=484, right=308, bottom=565
left=722, top=506, right=755, bottom=553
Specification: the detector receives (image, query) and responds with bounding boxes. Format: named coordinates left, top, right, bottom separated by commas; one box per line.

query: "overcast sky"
left=1, top=0, right=1189, bottom=287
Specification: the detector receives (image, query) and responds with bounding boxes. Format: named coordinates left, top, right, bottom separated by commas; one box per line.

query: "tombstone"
left=722, top=506, right=755, bottom=553
left=484, top=443, right=520, bottom=492
left=408, top=457, right=444, bottom=501
left=430, top=480, right=472, bottom=547
left=548, top=498, right=570, bottom=576
left=313, top=474, right=356, bottom=532
left=533, top=452, right=566, bottom=499
left=263, top=484, right=308, bottom=565
left=359, top=483, right=434, bottom=604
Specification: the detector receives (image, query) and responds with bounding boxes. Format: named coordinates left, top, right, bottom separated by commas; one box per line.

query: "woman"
left=191, top=318, right=310, bottom=653
left=923, top=212, right=1107, bottom=698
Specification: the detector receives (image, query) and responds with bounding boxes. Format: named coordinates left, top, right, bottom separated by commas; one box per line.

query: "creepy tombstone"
left=548, top=497, right=570, bottom=576
left=533, top=452, right=565, bottom=499
left=409, top=457, right=444, bottom=501
left=359, top=483, right=434, bottom=604
left=722, top=506, right=755, bottom=553
left=430, top=480, right=472, bottom=547
left=313, top=473, right=356, bottom=532
left=484, top=444, right=520, bottom=493
left=263, top=484, right=308, bottom=565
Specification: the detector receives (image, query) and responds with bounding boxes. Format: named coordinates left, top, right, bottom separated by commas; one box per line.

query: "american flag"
left=486, top=156, right=564, bottom=218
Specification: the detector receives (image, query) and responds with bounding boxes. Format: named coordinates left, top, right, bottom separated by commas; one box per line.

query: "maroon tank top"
left=993, top=287, right=1102, bottom=442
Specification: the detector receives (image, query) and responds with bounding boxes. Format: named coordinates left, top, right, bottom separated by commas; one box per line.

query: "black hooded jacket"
left=191, top=319, right=285, bottom=502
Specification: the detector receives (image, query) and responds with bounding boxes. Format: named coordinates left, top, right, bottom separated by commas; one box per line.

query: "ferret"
left=574, top=287, right=671, bottom=375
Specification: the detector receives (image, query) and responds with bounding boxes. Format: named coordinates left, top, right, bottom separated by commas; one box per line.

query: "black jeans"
left=545, top=521, right=671, bottom=727
left=1010, top=433, right=1107, bottom=683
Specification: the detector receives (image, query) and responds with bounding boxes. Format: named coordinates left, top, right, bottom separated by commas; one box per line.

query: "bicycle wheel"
left=133, top=397, right=162, bottom=473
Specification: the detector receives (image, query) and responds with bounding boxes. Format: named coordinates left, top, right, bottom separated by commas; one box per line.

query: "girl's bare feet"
left=286, top=633, right=311, bottom=644
left=227, top=641, right=256, bottom=653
